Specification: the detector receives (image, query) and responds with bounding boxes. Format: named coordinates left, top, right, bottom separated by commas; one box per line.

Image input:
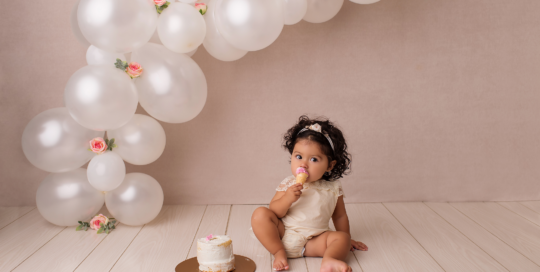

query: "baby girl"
left=250, top=115, right=368, bottom=272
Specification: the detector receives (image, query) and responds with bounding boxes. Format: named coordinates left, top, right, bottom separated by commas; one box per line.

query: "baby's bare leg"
left=304, top=231, right=352, bottom=272
left=251, top=207, right=288, bottom=270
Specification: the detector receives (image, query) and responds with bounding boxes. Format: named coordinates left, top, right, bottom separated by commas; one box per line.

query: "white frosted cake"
left=197, top=235, right=235, bottom=272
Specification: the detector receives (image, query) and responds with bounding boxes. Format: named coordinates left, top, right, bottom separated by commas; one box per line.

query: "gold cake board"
left=175, top=254, right=256, bottom=272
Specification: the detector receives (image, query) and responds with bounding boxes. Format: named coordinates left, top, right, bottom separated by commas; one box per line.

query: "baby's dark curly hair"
left=282, top=115, right=352, bottom=181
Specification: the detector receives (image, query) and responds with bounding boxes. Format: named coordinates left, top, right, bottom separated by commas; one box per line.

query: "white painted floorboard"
left=0, top=201, right=539, bottom=272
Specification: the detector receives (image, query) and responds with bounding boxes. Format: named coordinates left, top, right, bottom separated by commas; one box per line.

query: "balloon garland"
left=22, top=0, right=380, bottom=228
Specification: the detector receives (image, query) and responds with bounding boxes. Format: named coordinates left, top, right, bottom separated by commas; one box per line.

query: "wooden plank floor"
left=1, top=202, right=540, bottom=272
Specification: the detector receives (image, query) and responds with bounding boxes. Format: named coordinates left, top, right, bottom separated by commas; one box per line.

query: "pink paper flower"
left=206, top=234, right=213, bottom=241
left=154, top=0, right=167, bottom=6
left=195, top=3, right=207, bottom=15
left=89, top=137, right=107, bottom=154
left=126, top=62, right=143, bottom=79
left=89, top=214, right=109, bottom=230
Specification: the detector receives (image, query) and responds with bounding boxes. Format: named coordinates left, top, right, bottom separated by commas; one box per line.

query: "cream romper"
left=250, top=175, right=344, bottom=258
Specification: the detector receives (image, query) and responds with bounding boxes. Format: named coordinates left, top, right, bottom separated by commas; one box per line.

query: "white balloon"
left=86, top=45, right=126, bottom=66
left=350, top=0, right=379, bottom=3
left=215, top=0, right=284, bottom=51
left=179, top=0, right=197, bottom=3
left=105, top=173, right=164, bottom=226
left=303, top=0, right=344, bottom=23
left=284, top=0, right=308, bottom=25
left=203, top=0, right=248, bottom=61
left=70, top=0, right=90, bottom=48
left=132, top=43, right=207, bottom=123
left=87, top=151, right=126, bottom=191
left=64, top=65, right=138, bottom=131
left=108, top=114, right=166, bottom=165
left=37, top=168, right=105, bottom=226
left=158, top=2, right=206, bottom=54
left=186, top=47, right=198, bottom=57
left=77, top=0, right=157, bottom=53
left=22, top=108, right=103, bottom=173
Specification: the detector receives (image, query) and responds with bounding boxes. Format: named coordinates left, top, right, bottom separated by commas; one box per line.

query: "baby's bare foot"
left=320, top=257, right=351, bottom=272
left=273, top=249, right=289, bottom=271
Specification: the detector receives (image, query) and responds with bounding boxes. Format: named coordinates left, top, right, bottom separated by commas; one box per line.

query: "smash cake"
left=197, top=234, right=235, bottom=272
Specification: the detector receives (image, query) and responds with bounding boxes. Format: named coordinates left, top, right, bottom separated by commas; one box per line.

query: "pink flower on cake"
left=89, top=214, right=109, bottom=230
left=195, top=3, right=207, bottom=15
left=126, top=62, right=143, bottom=79
left=154, top=0, right=167, bottom=6
left=206, top=234, right=213, bottom=241
left=89, top=137, right=107, bottom=154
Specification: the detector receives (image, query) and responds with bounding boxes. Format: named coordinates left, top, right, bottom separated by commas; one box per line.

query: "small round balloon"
left=203, top=0, right=248, bottom=61
left=87, top=151, right=126, bottom=191
left=70, top=0, right=90, bottom=48
left=64, top=65, right=138, bottom=131
left=107, top=114, right=166, bottom=165
left=131, top=43, right=207, bottom=123
left=105, top=173, right=164, bottom=226
left=77, top=0, right=157, bottom=53
left=22, top=108, right=103, bottom=173
left=157, top=2, right=206, bottom=53
left=284, top=0, right=308, bottom=25
left=303, top=0, right=344, bottom=23
left=86, top=45, right=126, bottom=66
left=37, top=168, right=105, bottom=226
left=215, top=0, right=284, bottom=51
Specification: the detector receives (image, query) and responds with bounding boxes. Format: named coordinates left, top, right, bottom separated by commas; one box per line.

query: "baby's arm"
left=269, top=183, right=303, bottom=218
left=331, top=196, right=350, bottom=234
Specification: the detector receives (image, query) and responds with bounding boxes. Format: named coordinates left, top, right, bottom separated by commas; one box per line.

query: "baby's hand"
left=350, top=239, right=368, bottom=251
left=284, top=183, right=303, bottom=204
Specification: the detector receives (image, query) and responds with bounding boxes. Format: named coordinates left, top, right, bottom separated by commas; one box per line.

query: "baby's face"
left=291, top=139, right=335, bottom=183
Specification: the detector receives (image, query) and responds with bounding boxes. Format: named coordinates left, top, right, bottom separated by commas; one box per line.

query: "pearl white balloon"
left=131, top=43, right=207, bottom=123
left=86, top=45, right=126, bottom=66
left=284, top=0, right=308, bottom=25
left=37, top=168, right=105, bottom=226
left=186, top=47, right=198, bottom=57
left=105, top=173, right=164, bottom=226
left=203, top=0, right=248, bottom=61
left=157, top=2, right=206, bottom=54
left=64, top=65, right=138, bottom=131
left=108, top=114, right=166, bottom=165
left=77, top=0, right=157, bottom=53
left=303, top=0, right=344, bottom=23
left=70, top=0, right=90, bottom=48
left=22, top=108, right=103, bottom=173
left=87, top=151, right=126, bottom=191
left=350, top=0, right=379, bottom=3
left=215, top=0, right=284, bottom=51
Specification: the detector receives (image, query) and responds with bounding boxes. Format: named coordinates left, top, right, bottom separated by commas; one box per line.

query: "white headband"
left=297, top=123, right=335, bottom=153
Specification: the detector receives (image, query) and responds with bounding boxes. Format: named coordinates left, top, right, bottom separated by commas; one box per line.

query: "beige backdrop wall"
left=1, top=0, right=540, bottom=206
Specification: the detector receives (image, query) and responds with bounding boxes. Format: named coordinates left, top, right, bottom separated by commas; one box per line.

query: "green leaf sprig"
left=115, top=58, right=129, bottom=71
left=155, top=1, right=170, bottom=14
left=76, top=221, right=90, bottom=231
left=104, top=138, right=117, bottom=151
left=97, top=219, right=117, bottom=234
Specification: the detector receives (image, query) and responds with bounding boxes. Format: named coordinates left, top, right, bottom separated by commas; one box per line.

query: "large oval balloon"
left=215, top=0, right=284, bottom=51
left=149, top=30, right=198, bottom=57
left=284, top=0, right=308, bottom=25
left=22, top=108, right=103, bottom=173
left=77, top=0, right=157, bottom=53
left=70, top=0, right=90, bottom=48
left=107, top=114, right=166, bottom=165
left=37, top=168, right=105, bottom=226
left=64, top=65, right=138, bottom=131
left=105, top=173, right=164, bottom=226
left=131, top=43, right=207, bottom=123
left=203, top=0, right=248, bottom=61
left=87, top=151, right=126, bottom=191
left=303, top=0, right=344, bottom=23
left=157, top=2, right=206, bottom=54
left=86, top=45, right=126, bottom=66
